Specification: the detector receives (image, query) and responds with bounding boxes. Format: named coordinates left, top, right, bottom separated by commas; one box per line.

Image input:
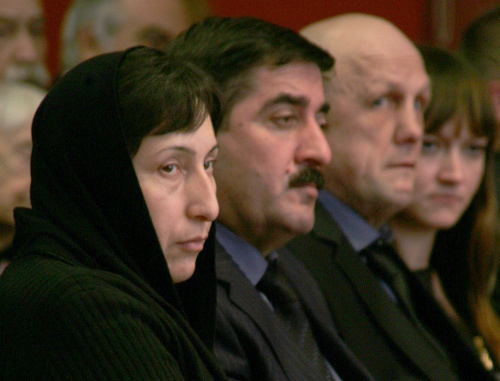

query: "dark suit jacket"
left=287, top=202, right=495, bottom=381
left=214, top=241, right=374, bottom=381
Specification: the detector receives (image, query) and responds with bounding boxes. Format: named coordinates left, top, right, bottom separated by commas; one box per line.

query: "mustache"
left=289, top=167, right=325, bottom=190
left=3, top=64, right=50, bottom=88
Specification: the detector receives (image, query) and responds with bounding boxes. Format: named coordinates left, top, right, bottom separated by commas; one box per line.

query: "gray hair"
left=60, top=0, right=123, bottom=73
left=60, top=0, right=211, bottom=73
left=0, top=83, right=46, bottom=133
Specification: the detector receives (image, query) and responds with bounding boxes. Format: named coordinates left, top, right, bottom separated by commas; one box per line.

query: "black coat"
left=214, top=242, right=374, bottom=380
left=287, top=202, right=494, bottom=381
left=0, top=50, right=226, bottom=380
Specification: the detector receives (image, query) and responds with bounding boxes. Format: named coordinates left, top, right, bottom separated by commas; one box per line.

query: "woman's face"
left=403, top=118, right=487, bottom=230
left=133, top=116, right=219, bottom=283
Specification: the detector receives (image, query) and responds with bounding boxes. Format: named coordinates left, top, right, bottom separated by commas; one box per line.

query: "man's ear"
left=76, top=27, right=104, bottom=62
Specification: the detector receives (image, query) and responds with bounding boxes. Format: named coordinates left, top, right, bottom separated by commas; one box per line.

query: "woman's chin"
left=168, top=260, right=197, bottom=284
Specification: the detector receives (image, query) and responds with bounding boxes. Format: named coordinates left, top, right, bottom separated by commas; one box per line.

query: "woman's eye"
left=464, top=143, right=487, bottom=157
left=161, top=163, right=179, bottom=174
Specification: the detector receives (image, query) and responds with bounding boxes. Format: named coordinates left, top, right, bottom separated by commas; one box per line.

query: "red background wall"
left=42, top=0, right=498, bottom=80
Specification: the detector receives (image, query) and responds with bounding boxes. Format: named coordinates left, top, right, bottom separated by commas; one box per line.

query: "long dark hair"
left=422, top=45, right=500, bottom=363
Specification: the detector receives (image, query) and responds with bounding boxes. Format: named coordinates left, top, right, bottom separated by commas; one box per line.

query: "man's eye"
left=28, top=19, right=45, bottom=38
left=0, top=21, right=16, bottom=39
left=372, top=96, right=388, bottom=108
left=421, top=138, right=442, bottom=155
left=272, top=114, right=298, bottom=129
left=204, top=159, right=216, bottom=172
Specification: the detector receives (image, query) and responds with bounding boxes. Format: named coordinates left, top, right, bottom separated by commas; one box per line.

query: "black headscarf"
left=12, top=48, right=217, bottom=348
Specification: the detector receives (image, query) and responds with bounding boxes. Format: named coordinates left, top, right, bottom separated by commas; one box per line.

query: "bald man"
left=287, top=13, right=494, bottom=380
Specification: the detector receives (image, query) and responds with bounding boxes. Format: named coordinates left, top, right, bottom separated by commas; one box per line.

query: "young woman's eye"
left=464, top=142, right=487, bottom=157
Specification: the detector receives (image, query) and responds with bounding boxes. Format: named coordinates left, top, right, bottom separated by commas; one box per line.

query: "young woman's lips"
left=429, top=193, right=462, bottom=205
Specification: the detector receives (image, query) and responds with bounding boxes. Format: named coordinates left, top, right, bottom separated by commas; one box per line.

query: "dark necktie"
left=365, top=241, right=449, bottom=360
left=257, top=257, right=334, bottom=381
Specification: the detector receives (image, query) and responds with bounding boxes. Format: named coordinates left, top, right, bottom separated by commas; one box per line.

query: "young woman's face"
left=132, top=116, right=219, bottom=283
left=403, top=118, right=487, bottom=230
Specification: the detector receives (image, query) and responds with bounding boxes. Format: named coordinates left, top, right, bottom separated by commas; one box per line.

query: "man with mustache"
left=0, top=0, right=49, bottom=88
left=169, top=16, right=374, bottom=380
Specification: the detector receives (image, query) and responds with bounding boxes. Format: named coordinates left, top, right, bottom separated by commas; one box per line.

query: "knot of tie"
left=257, top=258, right=297, bottom=310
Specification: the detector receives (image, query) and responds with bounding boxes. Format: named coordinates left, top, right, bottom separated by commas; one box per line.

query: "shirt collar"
left=215, top=222, right=268, bottom=286
left=318, top=190, right=389, bottom=252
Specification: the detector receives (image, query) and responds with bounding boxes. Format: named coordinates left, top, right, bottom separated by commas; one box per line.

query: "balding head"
left=301, top=13, right=431, bottom=227
left=301, top=14, right=425, bottom=94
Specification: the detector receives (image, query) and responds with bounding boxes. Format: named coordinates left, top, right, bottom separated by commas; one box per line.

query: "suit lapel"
left=278, top=247, right=375, bottom=381
left=215, top=243, right=316, bottom=381
left=312, top=204, right=458, bottom=381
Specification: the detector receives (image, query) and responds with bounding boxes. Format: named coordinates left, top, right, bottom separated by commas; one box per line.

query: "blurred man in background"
left=0, top=82, right=46, bottom=273
left=60, top=0, right=209, bottom=73
left=0, top=0, right=49, bottom=88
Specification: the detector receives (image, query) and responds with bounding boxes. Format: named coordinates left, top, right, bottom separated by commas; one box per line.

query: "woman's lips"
left=177, top=236, right=208, bottom=252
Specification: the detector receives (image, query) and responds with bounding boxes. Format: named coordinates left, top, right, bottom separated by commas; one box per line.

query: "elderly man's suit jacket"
left=286, top=202, right=494, bottom=381
left=213, top=241, right=375, bottom=381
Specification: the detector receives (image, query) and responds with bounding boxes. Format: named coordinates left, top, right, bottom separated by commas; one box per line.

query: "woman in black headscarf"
left=0, top=46, right=226, bottom=380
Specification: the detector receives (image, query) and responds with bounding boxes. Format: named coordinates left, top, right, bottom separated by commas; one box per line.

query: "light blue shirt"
left=215, top=221, right=342, bottom=381
left=318, top=190, right=396, bottom=302
left=215, top=222, right=268, bottom=286
left=318, top=190, right=382, bottom=252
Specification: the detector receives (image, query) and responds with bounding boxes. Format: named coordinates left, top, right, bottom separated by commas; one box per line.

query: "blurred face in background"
left=113, top=0, right=192, bottom=51
left=402, top=120, right=487, bottom=230
left=0, top=0, right=48, bottom=87
left=80, top=0, right=193, bottom=62
left=0, top=118, right=33, bottom=227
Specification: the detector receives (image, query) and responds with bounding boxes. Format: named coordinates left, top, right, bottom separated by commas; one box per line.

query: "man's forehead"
left=342, top=52, right=429, bottom=93
left=0, top=0, right=43, bottom=17
left=251, top=62, right=324, bottom=95
left=120, top=0, right=190, bottom=23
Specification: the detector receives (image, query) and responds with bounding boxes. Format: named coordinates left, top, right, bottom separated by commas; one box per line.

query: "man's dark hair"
left=165, top=16, right=334, bottom=121
left=117, top=47, right=221, bottom=156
